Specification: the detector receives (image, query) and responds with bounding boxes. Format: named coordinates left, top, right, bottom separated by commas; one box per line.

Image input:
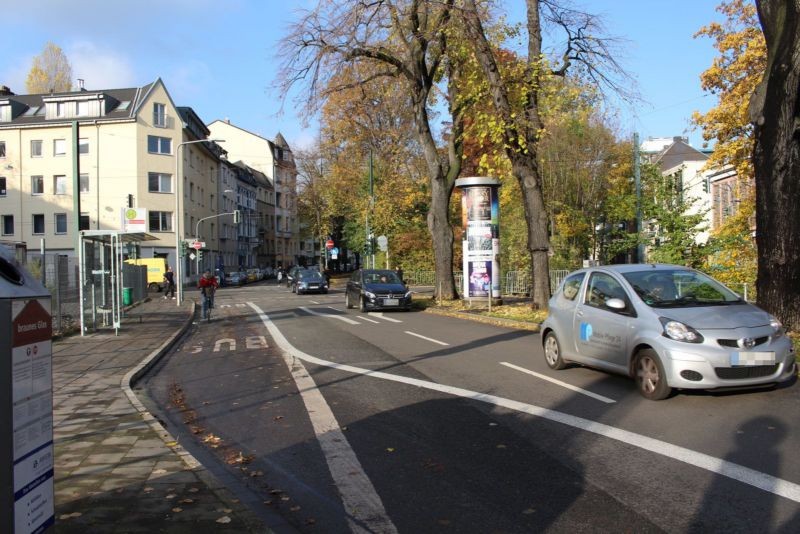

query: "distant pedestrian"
left=163, top=266, right=175, bottom=299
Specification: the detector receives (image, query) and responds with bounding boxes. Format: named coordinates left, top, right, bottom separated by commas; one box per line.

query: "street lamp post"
left=175, top=138, right=224, bottom=306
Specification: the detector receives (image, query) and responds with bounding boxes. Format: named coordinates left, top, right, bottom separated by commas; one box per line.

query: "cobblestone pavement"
left=51, top=296, right=272, bottom=533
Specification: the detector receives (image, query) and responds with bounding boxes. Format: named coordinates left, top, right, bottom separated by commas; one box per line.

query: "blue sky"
left=1, top=0, right=725, bottom=151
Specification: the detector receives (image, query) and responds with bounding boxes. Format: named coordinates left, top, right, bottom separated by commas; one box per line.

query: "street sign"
left=192, top=241, right=204, bottom=250
left=325, top=239, right=334, bottom=250
left=377, top=235, right=388, bottom=252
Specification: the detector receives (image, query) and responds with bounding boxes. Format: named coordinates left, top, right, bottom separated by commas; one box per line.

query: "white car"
left=541, top=264, right=796, bottom=400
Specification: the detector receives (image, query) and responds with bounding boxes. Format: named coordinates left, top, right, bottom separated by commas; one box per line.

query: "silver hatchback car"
left=541, top=264, right=796, bottom=400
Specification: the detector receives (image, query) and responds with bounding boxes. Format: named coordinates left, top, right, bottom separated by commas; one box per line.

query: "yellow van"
left=125, top=258, right=168, bottom=292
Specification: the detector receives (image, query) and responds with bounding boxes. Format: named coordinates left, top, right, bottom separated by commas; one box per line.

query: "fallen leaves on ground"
left=216, top=516, right=231, bottom=524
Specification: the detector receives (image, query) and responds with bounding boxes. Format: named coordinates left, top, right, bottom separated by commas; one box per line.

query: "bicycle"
left=201, top=287, right=215, bottom=322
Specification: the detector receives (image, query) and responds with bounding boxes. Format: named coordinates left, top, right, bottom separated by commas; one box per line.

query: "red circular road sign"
left=325, top=239, right=334, bottom=250
left=192, top=241, right=203, bottom=250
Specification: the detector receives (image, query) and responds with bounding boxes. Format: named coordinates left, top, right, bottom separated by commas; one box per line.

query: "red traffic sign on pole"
left=192, top=241, right=203, bottom=250
left=325, top=239, right=334, bottom=250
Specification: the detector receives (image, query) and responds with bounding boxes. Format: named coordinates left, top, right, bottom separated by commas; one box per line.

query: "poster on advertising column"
left=457, top=177, right=501, bottom=299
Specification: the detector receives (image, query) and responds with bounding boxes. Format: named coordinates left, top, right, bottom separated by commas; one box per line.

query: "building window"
left=53, top=139, right=66, bottom=156
left=149, top=210, right=172, bottom=232
left=79, top=138, right=89, bottom=154
left=54, top=175, right=68, bottom=195
left=80, top=173, right=89, bottom=193
left=55, top=213, right=67, bottom=234
left=0, top=177, right=5, bottom=196
left=153, top=103, right=166, bottom=127
left=148, top=172, right=172, bottom=193
left=2, top=215, right=13, bottom=235
left=0, top=141, right=5, bottom=158
left=31, top=139, right=43, bottom=157
left=80, top=213, right=90, bottom=230
left=56, top=102, right=66, bottom=117
left=147, top=135, right=171, bottom=155
left=76, top=101, right=89, bottom=116
left=31, top=175, right=44, bottom=195
left=32, top=214, right=45, bottom=235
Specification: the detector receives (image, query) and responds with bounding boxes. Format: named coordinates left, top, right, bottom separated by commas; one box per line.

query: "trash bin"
left=123, top=287, right=132, bottom=306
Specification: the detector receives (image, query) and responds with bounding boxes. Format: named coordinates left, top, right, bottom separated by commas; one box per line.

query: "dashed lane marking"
left=369, top=312, right=402, bottom=323
left=500, top=362, right=616, bottom=404
left=356, top=316, right=381, bottom=324
left=248, top=301, right=800, bottom=505
left=405, top=331, right=449, bottom=346
left=299, top=306, right=360, bottom=325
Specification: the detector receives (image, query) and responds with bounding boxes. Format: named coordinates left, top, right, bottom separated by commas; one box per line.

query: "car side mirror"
left=605, top=298, right=626, bottom=310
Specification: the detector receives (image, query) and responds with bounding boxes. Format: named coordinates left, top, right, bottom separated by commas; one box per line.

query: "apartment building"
left=207, top=120, right=298, bottom=268
left=0, top=79, right=227, bottom=274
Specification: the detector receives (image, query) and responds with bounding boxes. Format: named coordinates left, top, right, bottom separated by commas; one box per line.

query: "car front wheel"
left=634, top=349, right=671, bottom=401
left=543, top=332, right=567, bottom=370
left=359, top=295, right=367, bottom=313
left=345, top=291, right=353, bottom=309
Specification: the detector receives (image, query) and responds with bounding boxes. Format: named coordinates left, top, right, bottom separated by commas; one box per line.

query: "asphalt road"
left=140, top=281, right=800, bottom=533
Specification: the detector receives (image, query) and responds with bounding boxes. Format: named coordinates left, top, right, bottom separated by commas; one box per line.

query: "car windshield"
left=365, top=271, right=401, bottom=284
left=622, top=269, right=742, bottom=307
left=299, top=269, right=322, bottom=280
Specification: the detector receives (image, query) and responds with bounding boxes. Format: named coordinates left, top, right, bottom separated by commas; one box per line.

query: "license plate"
left=309, top=284, right=318, bottom=288
left=730, top=351, right=776, bottom=366
left=383, top=298, right=399, bottom=306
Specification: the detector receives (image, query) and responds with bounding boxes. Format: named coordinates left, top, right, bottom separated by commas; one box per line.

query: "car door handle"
left=576, top=310, right=584, bottom=317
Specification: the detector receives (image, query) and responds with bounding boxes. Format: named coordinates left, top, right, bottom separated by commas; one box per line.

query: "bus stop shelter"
left=78, top=230, right=158, bottom=336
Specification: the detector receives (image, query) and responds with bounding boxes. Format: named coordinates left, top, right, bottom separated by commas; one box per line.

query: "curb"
left=119, top=300, right=271, bottom=533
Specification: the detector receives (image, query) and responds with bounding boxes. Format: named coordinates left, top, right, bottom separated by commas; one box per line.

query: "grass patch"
left=415, top=296, right=547, bottom=324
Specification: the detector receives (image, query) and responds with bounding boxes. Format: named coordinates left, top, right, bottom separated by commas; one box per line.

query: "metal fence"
left=406, top=269, right=570, bottom=296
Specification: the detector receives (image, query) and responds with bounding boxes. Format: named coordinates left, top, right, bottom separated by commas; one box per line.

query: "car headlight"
left=404, top=291, right=412, bottom=299
left=660, top=317, right=704, bottom=343
left=769, top=315, right=784, bottom=338
left=364, top=291, right=376, bottom=300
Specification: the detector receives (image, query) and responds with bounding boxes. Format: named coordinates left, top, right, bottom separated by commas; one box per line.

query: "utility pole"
left=366, top=150, right=374, bottom=269
left=634, top=132, right=644, bottom=263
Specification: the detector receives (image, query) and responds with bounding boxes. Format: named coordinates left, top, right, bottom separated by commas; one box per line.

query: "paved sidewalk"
left=51, top=296, right=270, bottom=533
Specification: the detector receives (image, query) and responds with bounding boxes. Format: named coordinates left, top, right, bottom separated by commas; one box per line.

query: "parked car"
left=345, top=269, right=412, bottom=312
left=541, top=264, right=796, bottom=400
left=226, top=271, right=244, bottom=287
left=246, top=268, right=259, bottom=283
left=293, top=268, right=329, bottom=294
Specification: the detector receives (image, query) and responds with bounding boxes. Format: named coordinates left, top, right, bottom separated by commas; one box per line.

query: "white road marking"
left=248, top=303, right=398, bottom=533
left=357, top=316, right=381, bottom=324
left=500, top=362, right=616, bottom=404
left=369, top=312, right=402, bottom=323
left=309, top=300, right=320, bottom=304
left=213, top=338, right=236, bottom=352
left=300, top=306, right=360, bottom=325
left=405, top=331, right=449, bottom=346
left=248, top=301, right=800, bottom=505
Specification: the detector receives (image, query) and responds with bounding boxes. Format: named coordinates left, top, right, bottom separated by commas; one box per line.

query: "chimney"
left=0, top=86, right=14, bottom=96
left=78, top=78, right=86, bottom=91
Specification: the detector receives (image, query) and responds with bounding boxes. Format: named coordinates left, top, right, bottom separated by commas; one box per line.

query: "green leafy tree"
left=641, top=163, right=708, bottom=266
left=26, top=42, right=73, bottom=94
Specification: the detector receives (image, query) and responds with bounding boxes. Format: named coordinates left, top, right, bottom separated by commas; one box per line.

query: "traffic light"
left=179, top=240, right=188, bottom=258
left=364, top=240, right=372, bottom=255
left=702, top=178, right=709, bottom=193
left=198, top=249, right=203, bottom=262
left=234, top=209, right=241, bottom=224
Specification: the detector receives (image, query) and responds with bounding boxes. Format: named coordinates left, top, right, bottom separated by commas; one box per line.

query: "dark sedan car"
left=293, top=268, right=329, bottom=294
left=345, top=269, right=412, bottom=312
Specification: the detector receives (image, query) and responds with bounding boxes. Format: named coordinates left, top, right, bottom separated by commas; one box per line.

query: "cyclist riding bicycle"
left=198, top=270, right=219, bottom=320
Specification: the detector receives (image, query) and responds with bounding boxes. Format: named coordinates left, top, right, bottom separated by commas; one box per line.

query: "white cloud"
left=68, top=41, right=136, bottom=90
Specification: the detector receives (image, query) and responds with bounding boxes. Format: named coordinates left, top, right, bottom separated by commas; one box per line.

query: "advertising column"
left=0, top=248, right=54, bottom=534
left=455, top=177, right=501, bottom=302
